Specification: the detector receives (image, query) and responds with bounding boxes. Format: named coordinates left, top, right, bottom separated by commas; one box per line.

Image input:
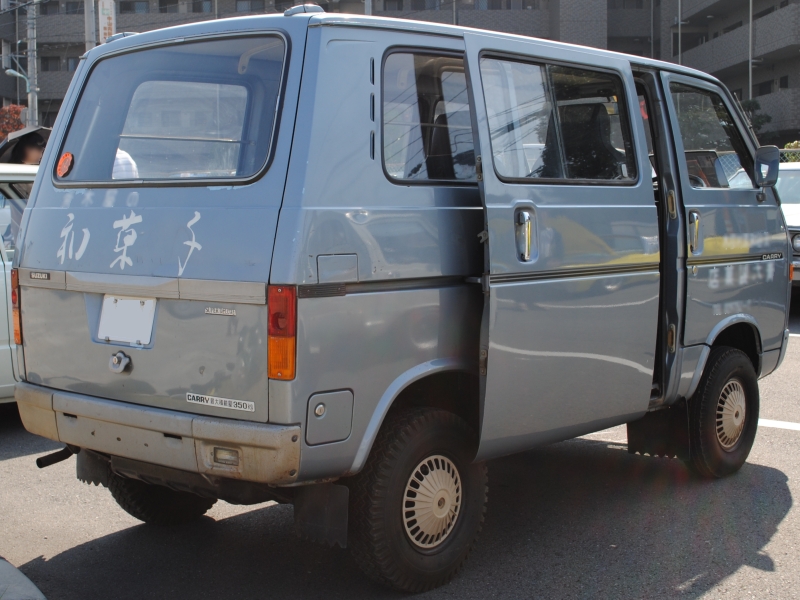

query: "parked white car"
left=0, top=163, right=37, bottom=402
left=776, top=161, right=800, bottom=286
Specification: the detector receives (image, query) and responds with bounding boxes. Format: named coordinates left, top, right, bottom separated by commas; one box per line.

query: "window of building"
left=670, top=82, right=754, bottom=189
left=608, top=0, right=643, bottom=7
left=753, top=6, right=775, bottom=19
left=159, top=0, right=178, bottom=12
left=754, top=80, right=773, bottom=97
left=67, top=57, right=80, bottom=71
left=479, top=58, right=637, bottom=182
left=41, top=111, right=58, bottom=127
left=119, top=1, right=150, bottom=12
left=383, top=52, right=476, bottom=182
left=780, top=75, right=789, bottom=89
left=235, top=0, right=265, bottom=11
left=780, top=0, right=789, bottom=7
left=65, top=1, right=84, bottom=14
left=713, top=31, right=718, bottom=38
left=722, top=21, right=743, bottom=34
left=192, top=0, right=212, bottom=11
left=41, top=57, right=61, bottom=72
left=384, top=0, right=403, bottom=7
left=40, top=1, right=59, bottom=14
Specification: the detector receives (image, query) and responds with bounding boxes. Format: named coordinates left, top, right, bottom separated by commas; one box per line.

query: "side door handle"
left=515, top=210, right=533, bottom=262
left=688, top=210, right=701, bottom=254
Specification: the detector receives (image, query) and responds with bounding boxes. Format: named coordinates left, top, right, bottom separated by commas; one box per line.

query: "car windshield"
left=58, top=35, right=285, bottom=183
left=776, top=168, right=800, bottom=203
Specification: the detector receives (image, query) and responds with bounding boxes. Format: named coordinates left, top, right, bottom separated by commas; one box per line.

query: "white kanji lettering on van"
left=178, top=212, right=202, bottom=277
left=56, top=213, right=90, bottom=265
left=110, top=210, right=142, bottom=271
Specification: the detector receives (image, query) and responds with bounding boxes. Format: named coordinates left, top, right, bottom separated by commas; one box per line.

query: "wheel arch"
left=347, top=358, right=478, bottom=475
left=686, top=315, right=763, bottom=400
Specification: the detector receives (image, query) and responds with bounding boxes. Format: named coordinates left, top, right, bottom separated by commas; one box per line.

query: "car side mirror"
left=754, top=145, right=780, bottom=188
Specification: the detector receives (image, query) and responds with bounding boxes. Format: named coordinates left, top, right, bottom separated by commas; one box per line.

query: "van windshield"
left=57, top=35, right=285, bottom=183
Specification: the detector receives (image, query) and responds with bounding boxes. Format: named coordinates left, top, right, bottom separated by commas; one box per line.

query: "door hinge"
left=479, top=346, right=488, bottom=376
left=476, top=155, right=483, bottom=181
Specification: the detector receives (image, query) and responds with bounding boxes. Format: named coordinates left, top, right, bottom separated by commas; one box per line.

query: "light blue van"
left=14, top=7, right=791, bottom=591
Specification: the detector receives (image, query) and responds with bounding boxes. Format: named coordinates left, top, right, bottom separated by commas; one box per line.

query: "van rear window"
left=57, top=35, right=285, bottom=183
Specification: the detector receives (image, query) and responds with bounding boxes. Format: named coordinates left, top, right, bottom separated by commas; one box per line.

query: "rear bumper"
left=15, top=382, right=300, bottom=485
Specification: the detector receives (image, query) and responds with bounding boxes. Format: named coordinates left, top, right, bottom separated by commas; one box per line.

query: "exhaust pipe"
left=36, top=445, right=79, bottom=469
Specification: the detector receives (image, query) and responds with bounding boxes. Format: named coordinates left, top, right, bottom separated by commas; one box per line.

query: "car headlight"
left=793, top=234, right=800, bottom=253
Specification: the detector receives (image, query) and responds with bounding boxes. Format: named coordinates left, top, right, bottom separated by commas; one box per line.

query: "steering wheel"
left=688, top=174, right=707, bottom=188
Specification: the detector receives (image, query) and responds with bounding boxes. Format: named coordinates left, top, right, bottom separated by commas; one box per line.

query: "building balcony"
left=38, top=70, right=77, bottom=101
left=680, top=2, right=800, bottom=77
left=607, top=8, right=651, bottom=38
left=753, top=88, right=800, bottom=135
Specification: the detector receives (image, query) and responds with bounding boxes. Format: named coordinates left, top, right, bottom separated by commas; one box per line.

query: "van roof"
left=95, top=12, right=720, bottom=87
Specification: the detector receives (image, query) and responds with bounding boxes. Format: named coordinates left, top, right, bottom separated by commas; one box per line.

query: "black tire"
left=348, top=408, right=488, bottom=593
left=687, top=346, right=759, bottom=478
left=108, top=473, right=217, bottom=525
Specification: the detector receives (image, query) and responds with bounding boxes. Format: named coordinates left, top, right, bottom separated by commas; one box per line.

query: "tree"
left=0, top=105, right=25, bottom=139
left=739, top=99, right=772, bottom=133
left=784, top=140, right=800, bottom=163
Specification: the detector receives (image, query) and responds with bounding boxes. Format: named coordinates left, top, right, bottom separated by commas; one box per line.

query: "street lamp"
left=4, top=69, right=30, bottom=94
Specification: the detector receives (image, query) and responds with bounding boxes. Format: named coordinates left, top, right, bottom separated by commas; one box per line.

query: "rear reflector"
left=11, top=268, right=21, bottom=345
left=268, top=285, right=296, bottom=380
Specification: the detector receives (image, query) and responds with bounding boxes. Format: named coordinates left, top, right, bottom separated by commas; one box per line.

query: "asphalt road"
left=2, top=298, right=800, bottom=599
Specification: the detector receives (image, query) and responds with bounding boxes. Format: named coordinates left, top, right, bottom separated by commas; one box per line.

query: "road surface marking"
left=759, top=418, right=800, bottom=431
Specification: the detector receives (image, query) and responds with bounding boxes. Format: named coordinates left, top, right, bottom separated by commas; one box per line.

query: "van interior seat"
left=560, top=103, right=625, bottom=180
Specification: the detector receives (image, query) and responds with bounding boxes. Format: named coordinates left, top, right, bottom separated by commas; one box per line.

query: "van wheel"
left=108, top=473, right=217, bottom=525
left=686, top=346, right=759, bottom=478
left=348, top=408, right=487, bottom=592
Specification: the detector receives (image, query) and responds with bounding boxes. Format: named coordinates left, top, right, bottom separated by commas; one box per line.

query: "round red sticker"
left=56, top=152, right=74, bottom=178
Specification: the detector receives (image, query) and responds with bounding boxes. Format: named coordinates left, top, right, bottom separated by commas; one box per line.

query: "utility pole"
left=677, top=0, right=681, bottom=65
left=365, top=0, right=371, bottom=15
left=748, top=0, right=753, bottom=100
left=650, top=0, right=654, bottom=58
left=26, top=0, right=38, bottom=127
left=85, top=0, right=97, bottom=52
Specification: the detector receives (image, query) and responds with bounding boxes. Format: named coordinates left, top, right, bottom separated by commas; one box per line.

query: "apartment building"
left=0, top=0, right=798, bottom=143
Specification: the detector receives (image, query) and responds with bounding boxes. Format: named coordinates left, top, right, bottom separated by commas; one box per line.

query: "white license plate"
left=97, top=295, right=156, bottom=345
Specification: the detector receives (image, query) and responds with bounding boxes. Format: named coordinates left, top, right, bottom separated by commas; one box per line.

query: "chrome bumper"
left=15, top=382, right=300, bottom=485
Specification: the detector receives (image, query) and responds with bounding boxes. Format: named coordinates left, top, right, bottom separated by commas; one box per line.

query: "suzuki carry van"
left=14, top=8, right=791, bottom=591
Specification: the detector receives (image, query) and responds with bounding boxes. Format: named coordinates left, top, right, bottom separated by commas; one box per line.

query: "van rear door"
left=463, top=32, right=661, bottom=459
left=17, top=32, right=301, bottom=422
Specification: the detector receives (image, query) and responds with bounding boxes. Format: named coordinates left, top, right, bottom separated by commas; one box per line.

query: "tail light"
left=11, top=268, right=21, bottom=345
left=267, top=285, right=296, bottom=380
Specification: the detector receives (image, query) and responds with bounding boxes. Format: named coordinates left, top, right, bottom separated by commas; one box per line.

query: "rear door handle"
left=688, top=210, right=701, bottom=254
left=516, top=210, right=533, bottom=262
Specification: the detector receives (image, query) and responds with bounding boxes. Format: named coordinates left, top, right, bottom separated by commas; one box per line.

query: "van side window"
left=669, top=83, right=755, bottom=189
left=479, top=57, right=637, bottom=183
left=57, top=35, right=285, bottom=183
left=383, top=52, right=476, bottom=183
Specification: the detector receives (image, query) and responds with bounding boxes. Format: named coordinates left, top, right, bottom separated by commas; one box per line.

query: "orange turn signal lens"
left=790, top=263, right=795, bottom=281
left=267, top=285, right=296, bottom=380
left=268, top=336, right=296, bottom=380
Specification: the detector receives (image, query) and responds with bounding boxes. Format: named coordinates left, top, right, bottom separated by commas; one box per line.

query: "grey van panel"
left=463, top=31, right=660, bottom=461
left=21, top=286, right=270, bottom=422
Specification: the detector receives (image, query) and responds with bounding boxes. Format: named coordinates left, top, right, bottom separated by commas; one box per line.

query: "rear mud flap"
left=294, top=483, right=349, bottom=549
left=627, top=399, right=690, bottom=460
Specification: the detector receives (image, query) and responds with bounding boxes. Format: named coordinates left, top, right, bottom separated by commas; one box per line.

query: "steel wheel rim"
left=716, top=378, right=747, bottom=451
left=403, top=454, right=462, bottom=549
